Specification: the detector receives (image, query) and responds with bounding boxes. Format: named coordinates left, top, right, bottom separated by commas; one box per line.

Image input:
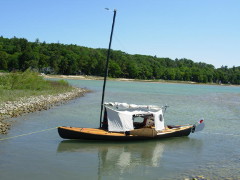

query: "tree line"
left=0, top=36, right=240, bottom=84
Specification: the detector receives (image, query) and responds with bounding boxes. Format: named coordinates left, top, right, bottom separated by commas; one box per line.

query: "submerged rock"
left=184, top=175, right=208, bottom=180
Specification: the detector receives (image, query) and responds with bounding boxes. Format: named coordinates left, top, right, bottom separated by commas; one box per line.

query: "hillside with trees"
left=0, top=36, right=239, bottom=84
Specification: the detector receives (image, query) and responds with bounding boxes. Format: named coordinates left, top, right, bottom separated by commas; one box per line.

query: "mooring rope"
left=0, top=127, right=57, bottom=141
left=1, top=128, right=240, bottom=141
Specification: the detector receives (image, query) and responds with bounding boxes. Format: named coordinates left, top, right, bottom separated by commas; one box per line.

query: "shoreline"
left=44, top=74, right=239, bottom=87
left=0, top=87, right=89, bottom=134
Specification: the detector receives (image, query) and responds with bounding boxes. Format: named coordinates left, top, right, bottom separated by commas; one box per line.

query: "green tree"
left=109, top=60, right=122, bottom=78
left=0, top=51, right=8, bottom=70
left=0, top=36, right=240, bottom=84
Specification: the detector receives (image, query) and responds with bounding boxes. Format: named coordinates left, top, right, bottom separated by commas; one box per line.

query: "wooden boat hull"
left=58, top=125, right=193, bottom=141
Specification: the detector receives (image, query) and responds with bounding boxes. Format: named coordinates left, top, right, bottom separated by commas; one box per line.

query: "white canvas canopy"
left=104, top=102, right=165, bottom=132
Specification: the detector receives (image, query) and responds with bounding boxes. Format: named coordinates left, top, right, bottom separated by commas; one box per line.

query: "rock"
left=0, top=87, right=89, bottom=134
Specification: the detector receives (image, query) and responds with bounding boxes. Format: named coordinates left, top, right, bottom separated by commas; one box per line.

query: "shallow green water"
left=0, top=80, right=240, bottom=180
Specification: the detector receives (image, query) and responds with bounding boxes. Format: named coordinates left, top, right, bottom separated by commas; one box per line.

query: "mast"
left=99, top=9, right=117, bottom=128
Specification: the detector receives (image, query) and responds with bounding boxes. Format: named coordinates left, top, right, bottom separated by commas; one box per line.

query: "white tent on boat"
left=104, top=102, right=165, bottom=132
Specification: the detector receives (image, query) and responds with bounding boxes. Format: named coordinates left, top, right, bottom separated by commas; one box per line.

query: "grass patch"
left=0, top=70, right=73, bottom=103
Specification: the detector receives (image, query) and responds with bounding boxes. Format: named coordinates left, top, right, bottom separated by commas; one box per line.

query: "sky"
left=1, top=0, right=240, bottom=68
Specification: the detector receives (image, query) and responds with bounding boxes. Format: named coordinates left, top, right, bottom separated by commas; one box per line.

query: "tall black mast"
left=99, top=9, right=117, bottom=128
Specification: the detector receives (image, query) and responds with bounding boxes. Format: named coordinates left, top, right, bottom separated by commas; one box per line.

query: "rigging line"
left=0, top=127, right=57, bottom=141
left=113, top=35, right=129, bottom=53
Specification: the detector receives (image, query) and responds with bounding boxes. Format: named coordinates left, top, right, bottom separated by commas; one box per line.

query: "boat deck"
left=60, top=127, right=127, bottom=136
left=157, top=125, right=192, bottom=135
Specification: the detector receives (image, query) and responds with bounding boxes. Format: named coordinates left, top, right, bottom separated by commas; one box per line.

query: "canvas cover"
left=106, top=107, right=134, bottom=132
left=105, top=102, right=165, bottom=132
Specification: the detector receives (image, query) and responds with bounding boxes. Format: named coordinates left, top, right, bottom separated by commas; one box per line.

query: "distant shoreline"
left=44, top=74, right=239, bottom=87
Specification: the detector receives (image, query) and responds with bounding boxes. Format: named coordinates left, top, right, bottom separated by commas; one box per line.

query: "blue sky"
left=1, top=0, right=239, bottom=68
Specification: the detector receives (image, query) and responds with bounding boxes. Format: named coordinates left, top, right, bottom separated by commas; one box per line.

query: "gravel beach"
left=0, top=87, right=89, bottom=134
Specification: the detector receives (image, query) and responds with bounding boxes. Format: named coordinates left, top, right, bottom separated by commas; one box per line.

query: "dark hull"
left=58, top=126, right=193, bottom=141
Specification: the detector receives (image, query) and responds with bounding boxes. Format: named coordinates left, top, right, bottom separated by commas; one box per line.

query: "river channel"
left=0, top=79, right=240, bottom=180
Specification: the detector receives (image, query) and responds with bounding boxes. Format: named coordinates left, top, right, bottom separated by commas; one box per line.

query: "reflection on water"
left=58, top=140, right=165, bottom=168
left=57, top=137, right=203, bottom=178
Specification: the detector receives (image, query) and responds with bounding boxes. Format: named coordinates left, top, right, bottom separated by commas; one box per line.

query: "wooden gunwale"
left=59, top=125, right=193, bottom=137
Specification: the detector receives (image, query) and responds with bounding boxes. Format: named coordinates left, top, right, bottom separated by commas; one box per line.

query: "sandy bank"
left=0, top=87, right=89, bottom=134
left=44, top=74, right=104, bottom=80
left=44, top=74, right=240, bottom=87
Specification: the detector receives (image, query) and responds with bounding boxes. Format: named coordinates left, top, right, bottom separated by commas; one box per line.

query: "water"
left=0, top=80, right=240, bottom=180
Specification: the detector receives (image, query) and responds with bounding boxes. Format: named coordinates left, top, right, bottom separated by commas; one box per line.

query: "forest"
left=0, top=36, right=240, bottom=85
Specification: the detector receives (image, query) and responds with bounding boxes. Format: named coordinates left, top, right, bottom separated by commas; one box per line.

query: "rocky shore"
left=0, top=87, right=89, bottom=134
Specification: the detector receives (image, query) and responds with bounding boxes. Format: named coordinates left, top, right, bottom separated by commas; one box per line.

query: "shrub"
left=0, top=69, right=71, bottom=91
